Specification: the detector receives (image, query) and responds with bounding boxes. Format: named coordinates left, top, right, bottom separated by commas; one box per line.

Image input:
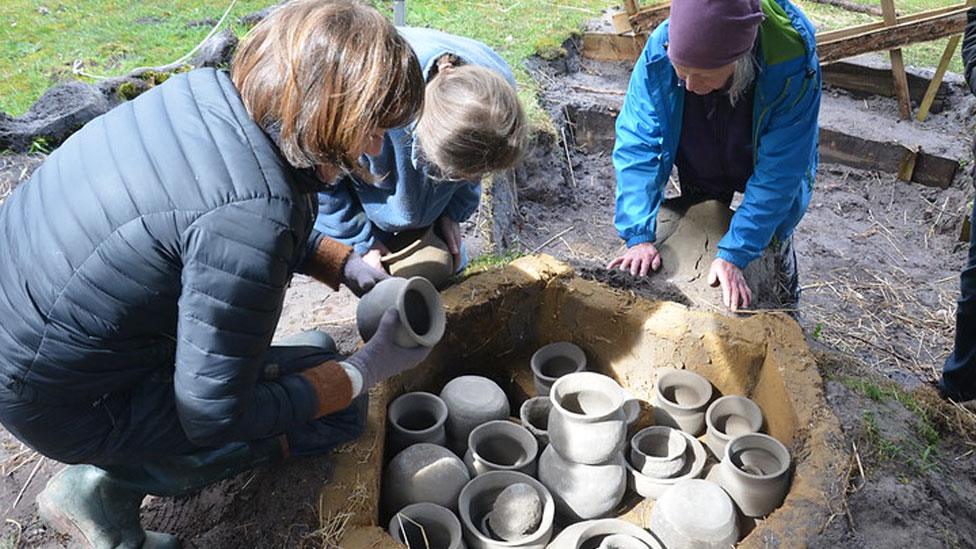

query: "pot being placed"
left=387, top=391, right=449, bottom=456
left=704, top=395, right=763, bottom=458
left=629, top=426, right=687, bottom=479
left=381, top=226, right=455, bottom=289
left=649, top=479, right=739, bottom=549
left=440, top=376, right=511, bottom=454
left=530, top=342, right=586, bottom=396
left=356, top=276, right=446, bottom=348
left=537, top=445, right=626, bottom=522
left=547, top=372, right=640, bottom=465
left=464, top=420, right=539, bottom=477
left=388, top=502, right=467, bottom=549
left=519, top=397, right=551, bottom=448
left=458, top=471, right=555, bottom=549
left=652, top=369, right=712, bottom=436
left=709, top=433, right=792, bottom=518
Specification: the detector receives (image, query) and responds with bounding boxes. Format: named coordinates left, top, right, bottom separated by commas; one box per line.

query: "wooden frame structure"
left=589, top=1, right=973, bottom=121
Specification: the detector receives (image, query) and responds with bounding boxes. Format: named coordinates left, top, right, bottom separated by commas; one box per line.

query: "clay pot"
left=384, top=443, right=471, bottom=513
left=546, top=519, right=663, bottom=549
left=537, top=445, right=626, bottom=522
left=388, top=502, right=467, bottom=549
left=530, top=342, right=586, bottom=396
left=649, top=479, right=739, bottom=549
left=710, top=433, right=791, bottom=517
left=356, top=276, right=446, bottom=348
left=704, top=395, right=763, bottom=458
left=519, top=397, right=551, bottom=448
left=382, top=226, right=455, bottom=289
left=625, top=430, right=707, bottom=500
left=483, top=483, right=543, bottom=543
left=547, top=372, right=640, bottom=465
left=629, top=426, right=687, bottom=479
left=464, top=421, right=539, bottom=477
left=458, top=471, right=555, bottom=549
left=652, top=369, right=712, bottom=436
left=440, top=376, right=511, bottom=454
left=388, top=391, right=449, bottom=456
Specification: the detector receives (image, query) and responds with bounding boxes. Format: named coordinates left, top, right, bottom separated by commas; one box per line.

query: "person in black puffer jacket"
left=941, top=7, right=976, bottom=403
left=0, top=1, right=427, bottom=547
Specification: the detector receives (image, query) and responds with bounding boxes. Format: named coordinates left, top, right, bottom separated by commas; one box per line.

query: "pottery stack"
left=538, top=371, right=638, bottom=521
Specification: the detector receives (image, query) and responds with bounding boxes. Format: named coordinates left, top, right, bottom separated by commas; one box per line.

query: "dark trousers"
left=1, top=331, right=368, bottom=497
left=943, top=202, right=976, bottom=401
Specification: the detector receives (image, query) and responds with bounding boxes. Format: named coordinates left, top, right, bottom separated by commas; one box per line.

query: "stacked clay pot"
left=539, top=372, right=638, bottom=521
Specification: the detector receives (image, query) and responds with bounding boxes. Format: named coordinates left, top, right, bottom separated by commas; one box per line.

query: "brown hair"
left=231, top=0, right=424, bottom=173
left=415, top=65, right=527, bottom=180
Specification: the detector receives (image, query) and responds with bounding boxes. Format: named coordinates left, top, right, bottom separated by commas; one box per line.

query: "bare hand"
left=438, top=216, right=463, bottom=271
left=707, top=258, right=752, bottom=312
left=362, top=242, right=389, bottom=272
left=607, top=242, right=662, bottom=277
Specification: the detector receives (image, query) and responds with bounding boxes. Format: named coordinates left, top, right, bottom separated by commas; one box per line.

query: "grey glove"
left=344, top=309, right=431, bottom=389
left=342, top=253, right=390, bottom=297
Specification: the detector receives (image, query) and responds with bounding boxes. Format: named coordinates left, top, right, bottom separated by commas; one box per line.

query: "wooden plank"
left=629, top=3, right=670, bottom=33
left=819, top=128, right=958, bottom=188
left=817, top=7, right=969, bottom=64
left=806, top=0, right=882, bottom=16
left=612, top=10, right=635, bottom=34
left=815, top=3, right=965, bottom=43
left=821, top=59, right=948, bottom=111
left=581, top=32, right=647, bottom=62
left=917, top=34, right=962, bottom=121
left=624, top=0, right=639, bottom=15
left=881, top=0, right=913, bottom=119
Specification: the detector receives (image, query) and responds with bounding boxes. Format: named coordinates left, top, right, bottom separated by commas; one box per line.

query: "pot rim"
left=458, top=471, right=555, bottom=547
left=549, top=372, right=626, bottom=421
left=654, top=369, right=713, bottom=411
left=381, top=226, right=440, bottom=265
left=723, top=433, right=791, bottom=480
left=530, top=341, right=587, bottom=383
left=468, top=420, right=539, bottom=470
left=705, top=395, right=764, bottom=441
left=630, top=426, right=687, bottom=463
left=388, top=501, right=463, bottom=548
left=625, top=429, right=707, bottom=489
left=388, top=391, right=449, bottom=436
left=395, top=276, right=446, bottom=347
left=519, top=396, right=552, bottom=433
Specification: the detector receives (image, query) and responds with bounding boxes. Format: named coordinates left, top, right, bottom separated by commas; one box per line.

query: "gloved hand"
left=341, top=253, right=390, bottom=297
left=344, top=309, right=431, bottom=389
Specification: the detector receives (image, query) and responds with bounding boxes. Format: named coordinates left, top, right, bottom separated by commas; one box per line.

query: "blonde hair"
left=231, top=0, right=424, bottom=173
left=415, top=65, right=527, bottom=180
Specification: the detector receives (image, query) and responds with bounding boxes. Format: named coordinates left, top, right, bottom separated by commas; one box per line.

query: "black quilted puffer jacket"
left=0, top=69, right=328, bottom=453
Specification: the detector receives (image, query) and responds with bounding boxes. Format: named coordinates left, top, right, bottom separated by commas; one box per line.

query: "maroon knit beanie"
left=667, top=0, right=765, bottom=69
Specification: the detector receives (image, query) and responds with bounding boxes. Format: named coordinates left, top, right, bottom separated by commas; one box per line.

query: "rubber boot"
left=37, top=464, right=179, bottom=549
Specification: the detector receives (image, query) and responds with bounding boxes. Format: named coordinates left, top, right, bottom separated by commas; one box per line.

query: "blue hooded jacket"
left=315, top=27, right=516, bottom=254
left=613, top=0, right=821, bottom=268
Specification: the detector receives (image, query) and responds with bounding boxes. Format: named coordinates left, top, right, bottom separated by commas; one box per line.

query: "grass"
left=0, top=0, right=968, bottom=120
left=460, top=250, right=526, bottom=277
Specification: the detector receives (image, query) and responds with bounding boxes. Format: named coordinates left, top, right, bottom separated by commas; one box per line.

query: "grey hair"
left=728, top=53, right=758, bottom=107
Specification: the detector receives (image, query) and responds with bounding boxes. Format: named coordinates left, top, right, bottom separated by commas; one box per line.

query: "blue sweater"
left=613, top=0, right=821, bottom=269
left=314, top=27, right=516, bottom=254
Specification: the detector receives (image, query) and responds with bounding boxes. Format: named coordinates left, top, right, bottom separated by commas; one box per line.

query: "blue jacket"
left=315, top=27, right=516, bottom=254
left=613, top=0, right=821, bottom=268
left=0, top=69, right=331, bottom=459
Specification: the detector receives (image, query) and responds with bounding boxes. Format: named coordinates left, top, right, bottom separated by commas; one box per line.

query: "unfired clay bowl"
left=530, top=342, right=587, bottom=396
left=625, top=429, right=707, bottom=500
left=629, top=426, right=687, bottom=479
left=388, top=502, right=467, bottom=549
left=387, top=391, right=449, bottom=456
left=356, top=276, right=446, bottom=348
left=519, top=396, right=551, bottom=448
left=652, top=369, right=712, bottom=436
left=546, top=519, right=664, bottom=549
left=649, top=479, right=739, bottom=549
left=710, top=433, right=791, bottom=517
left=704, top=395, right=763, bottom=458
left=463, top=420, right=539, bottom=477
left=381, top=226, right=455, bottom=289
left=458, top=471, right=555, bottom=549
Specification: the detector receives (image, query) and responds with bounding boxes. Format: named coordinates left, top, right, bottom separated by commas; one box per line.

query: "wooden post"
left=916, top=35, right=962, bottom=121
left=624, top=0, right=639, bottom=15
left=881, top=0, right=913, bottom=119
